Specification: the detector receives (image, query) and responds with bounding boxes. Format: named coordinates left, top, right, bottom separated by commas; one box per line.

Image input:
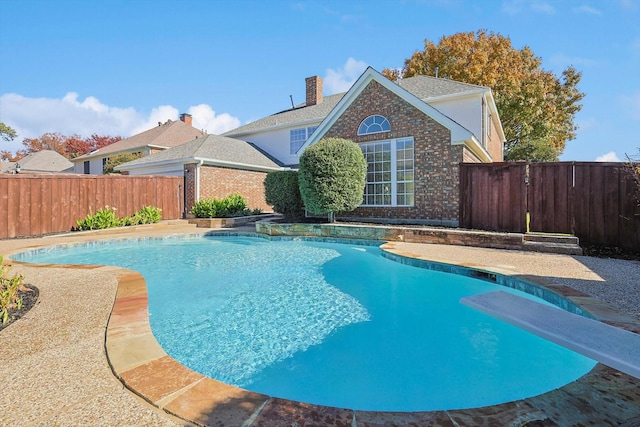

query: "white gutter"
left=195, top=159, right=203, bottom=202
left=193, top=157, right=283, bottom=173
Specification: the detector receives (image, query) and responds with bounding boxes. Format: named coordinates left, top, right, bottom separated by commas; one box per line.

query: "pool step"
left=523, top=233, right=582, bottom=255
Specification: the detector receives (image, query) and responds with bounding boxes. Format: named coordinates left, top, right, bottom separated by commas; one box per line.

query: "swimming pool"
left=15, top=234, right=596, bottom=411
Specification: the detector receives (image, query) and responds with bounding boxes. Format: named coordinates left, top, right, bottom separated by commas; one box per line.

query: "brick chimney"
left=179, top=113, right=193, bottom=126
left=305, top=76, right=323, bottom=106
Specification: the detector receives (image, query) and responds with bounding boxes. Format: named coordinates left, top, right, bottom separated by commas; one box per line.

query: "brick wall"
left=322, top=80, right=466, bottom=225
left=197, top=165, right=271, bottom=212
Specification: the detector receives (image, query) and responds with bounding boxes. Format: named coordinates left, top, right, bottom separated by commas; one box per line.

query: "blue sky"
left=1, top=0, right=639, bottom=161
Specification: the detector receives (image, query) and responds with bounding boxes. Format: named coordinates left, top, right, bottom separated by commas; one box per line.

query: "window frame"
left=358, top=115, right=391, bottom=136
left=360, top=137, right=415, bottom=207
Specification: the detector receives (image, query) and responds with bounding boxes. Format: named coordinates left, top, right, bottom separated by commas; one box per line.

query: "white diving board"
left=460, top=291, right=640, bottom=379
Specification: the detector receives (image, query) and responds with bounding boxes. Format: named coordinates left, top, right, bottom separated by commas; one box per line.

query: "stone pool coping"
left=100, top=234, right=640, bottom=426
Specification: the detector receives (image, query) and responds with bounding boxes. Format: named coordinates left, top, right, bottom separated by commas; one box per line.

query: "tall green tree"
left=384, top=30, right=585, bottom=161
left=103, top=152, right=143, bottom=174
left=298, top=138, right=366, bottom=222
left=0, top=122, right=18, bottom=160
left=0, top=122, right=17, bottom=142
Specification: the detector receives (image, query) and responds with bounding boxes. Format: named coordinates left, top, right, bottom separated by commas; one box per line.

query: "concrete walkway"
left=0, top=222, right=639, bottom=426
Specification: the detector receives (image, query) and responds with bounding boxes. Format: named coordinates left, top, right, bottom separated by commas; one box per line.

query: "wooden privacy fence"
left=0, top=174, right=183, bottom=239
left=460, top=162, right=640, bottom=250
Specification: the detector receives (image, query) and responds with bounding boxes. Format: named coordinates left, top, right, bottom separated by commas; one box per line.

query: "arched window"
left=358, top=115, right=391, bottom=135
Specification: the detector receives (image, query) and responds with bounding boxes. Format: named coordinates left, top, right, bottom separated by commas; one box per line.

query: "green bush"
left=264, top=170, right=305, bottom=218
left=298, top=138, right=366, bottom=221
left=76, top=205, right=162, bottom=230
left=76, top=206, right=120, bottom=230
left=0, top=256, right=25, bottom=324
left=190, top=194, right=249, bottom=218
left=103, top=152, right=144, bottom=174
left=121, top=206, right=162, bottom=226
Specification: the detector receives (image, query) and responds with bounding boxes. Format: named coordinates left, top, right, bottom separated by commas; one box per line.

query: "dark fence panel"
left=528, top=163, right=574, bottom=234
left=459, top=163, right=527, bottom=232
left=460, top=162, right=640, bottom=250
left=0, top=174, right=183, bottom=239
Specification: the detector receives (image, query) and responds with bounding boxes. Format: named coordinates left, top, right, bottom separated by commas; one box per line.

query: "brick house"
left=71, top=113, right=204, bottom=175
left=226, top=67, right=505, bottom=226
left=118, top=67, right=504, bottom=223
left=115, top=134, right=280, bottom=215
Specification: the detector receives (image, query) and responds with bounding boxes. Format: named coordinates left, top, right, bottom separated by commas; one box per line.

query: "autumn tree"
left=384, top=30, right=584, bottom=161
left=18, top=133, right=121, bottom=159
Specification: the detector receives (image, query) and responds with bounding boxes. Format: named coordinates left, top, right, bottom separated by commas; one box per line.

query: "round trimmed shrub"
left=298, top=137, right=366, bottom=219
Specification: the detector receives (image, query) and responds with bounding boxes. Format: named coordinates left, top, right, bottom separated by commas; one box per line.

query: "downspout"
left=195, top=159, right=204, bottom=202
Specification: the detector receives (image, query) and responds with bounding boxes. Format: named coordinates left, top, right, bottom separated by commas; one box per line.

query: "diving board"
left=460, top=291, right=640, bottom=379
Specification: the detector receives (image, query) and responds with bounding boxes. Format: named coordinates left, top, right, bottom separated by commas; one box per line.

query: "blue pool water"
left=15, top=235, right=596, bottom=411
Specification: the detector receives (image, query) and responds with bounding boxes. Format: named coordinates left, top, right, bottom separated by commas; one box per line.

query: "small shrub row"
left=75, top=205, right=162, bottom=231
left=190, top=194, right=262, bottom=218
left=0, top=256, right=26, bottom=325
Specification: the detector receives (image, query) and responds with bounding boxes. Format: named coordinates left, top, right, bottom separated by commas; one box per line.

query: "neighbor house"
left=225, top=67, right=505, bottom=225
left=115, top=134, right=281, bottom=213
left=1, top=150, right=74, bottom=174
left=71, top=113, right=204, bottom=175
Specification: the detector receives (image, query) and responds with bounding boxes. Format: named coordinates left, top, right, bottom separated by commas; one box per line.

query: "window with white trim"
left=361, top=137, right=414, bottom=206
left=358, top=115, right=391, bottom=135
left=290, top=126, right=318, bottom=154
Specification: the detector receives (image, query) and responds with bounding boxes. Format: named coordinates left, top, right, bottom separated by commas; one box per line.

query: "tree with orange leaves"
left=383, top=30, right=584, bottom=162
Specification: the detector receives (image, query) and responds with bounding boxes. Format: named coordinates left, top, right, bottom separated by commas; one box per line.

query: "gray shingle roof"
left=118, top=134, right=281, bottom=170
left=224, top=75, right=487, bottom=137
left=74, top=119, right=204, bottom=161
left=223, top=93, right=344, bottom=136
left=398, top=75, right=487, bottom=99
left=15, top=150, right=74, bottom=172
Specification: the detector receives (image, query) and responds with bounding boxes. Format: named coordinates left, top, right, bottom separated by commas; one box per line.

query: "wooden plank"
left=461, top=291, right=640, bottom=379
left=0, top=178, right=9, bottom=239
left=589, top=164, right=606, bottom=245
left=573, top=164, right=591, bottom=244
left=40, top=177, right=52, bottom=235
left=603, top=165, right=620, bottom=247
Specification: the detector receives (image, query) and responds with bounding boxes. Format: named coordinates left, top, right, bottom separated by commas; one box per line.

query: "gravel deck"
left=0, top=222, right=638, bottom=426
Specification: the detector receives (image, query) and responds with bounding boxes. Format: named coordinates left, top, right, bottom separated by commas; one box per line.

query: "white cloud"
left=621, top=92, right=640, bottom=120
left=187, top=104, right=241, bottom=135
left=0, top=92, right=240, bottom=154
left=595, top=151, right=621, bottom=162
left=573, top=5, right=601, bottom=14
left=324, top=58, right=369, bottom=95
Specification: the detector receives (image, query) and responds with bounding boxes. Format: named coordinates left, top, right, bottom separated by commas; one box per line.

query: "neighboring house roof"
left=224, top=74, right=493, bottom=138
left=3, top=150, right=74, bottom=173
left=72, top=119, right=204, bottom=162
left=301, top=67, right=492, bottom=162
left=116, top=134, right=282, bottom=173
